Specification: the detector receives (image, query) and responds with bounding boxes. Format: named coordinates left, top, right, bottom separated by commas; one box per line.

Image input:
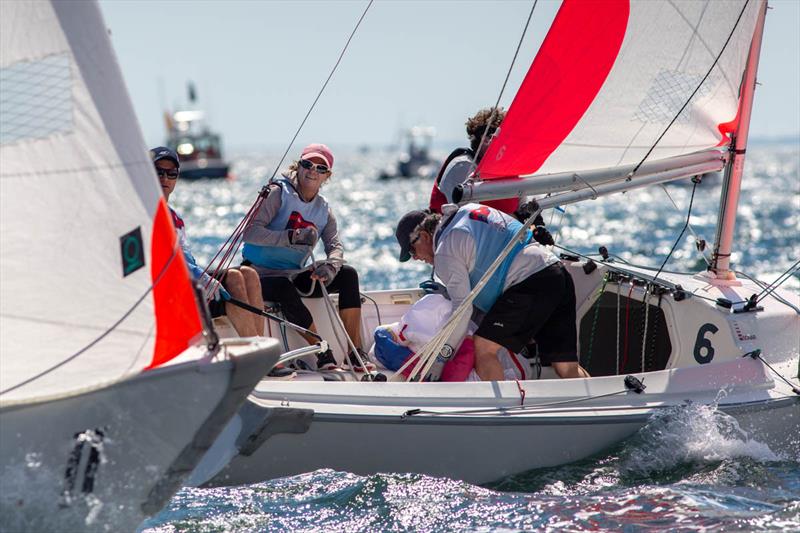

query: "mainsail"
left=0, top=1, right=202, bottom=403
left=478, top=0, right=762, bottom=179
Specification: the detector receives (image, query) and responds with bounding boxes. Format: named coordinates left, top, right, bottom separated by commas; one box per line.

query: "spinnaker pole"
left=710, top=0, right=768, bottom=279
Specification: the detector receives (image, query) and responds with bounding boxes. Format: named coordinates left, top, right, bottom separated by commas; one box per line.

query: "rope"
left=1, top=238, right=185, bottom=397
left=392, top=207, right=542, bottom=382
left=626, top=0, right=752, bottom=179
left=659, top=184, right=711, bottom=266
left=616, top=280, right=621, bottom=376
left=744, top=350, right=800, bottom=395
left=472, top=0, right=539, bottom=167
left=403, top=388, right=631, bottom=418
left=754, top=259, right=800, bottom=304
left=621, top=283, right=634, bottom=373
left=651, top=179, right=699, bottom=283
left=584, top=274, right=609, bottom=369
left=640, top=284, right=650, bottom=373
left=200, top=0, right=374, bottom=292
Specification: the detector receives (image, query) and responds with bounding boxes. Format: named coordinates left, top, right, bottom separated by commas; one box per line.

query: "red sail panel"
left=478, top=0, right=630, bottom=179
left=147, top=198, right=203, bottom=369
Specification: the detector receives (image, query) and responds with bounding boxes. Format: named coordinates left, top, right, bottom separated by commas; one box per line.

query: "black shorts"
left=474, top=263, right=578, bottom=364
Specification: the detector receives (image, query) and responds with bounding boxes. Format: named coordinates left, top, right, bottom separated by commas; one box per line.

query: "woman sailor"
left=242, top=143, right=374, bottom=371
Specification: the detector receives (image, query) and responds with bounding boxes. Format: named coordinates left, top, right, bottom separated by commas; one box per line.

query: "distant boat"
left=379, top=126, right=438, bottom=180
left=164, top=83, right=231, bottom=180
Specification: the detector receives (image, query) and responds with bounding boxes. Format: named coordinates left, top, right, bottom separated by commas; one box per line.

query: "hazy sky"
left=100, top=0, right=800, bottom=150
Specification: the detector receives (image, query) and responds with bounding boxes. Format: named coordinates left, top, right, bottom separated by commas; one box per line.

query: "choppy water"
left=132, top=143, right=800, bottom=532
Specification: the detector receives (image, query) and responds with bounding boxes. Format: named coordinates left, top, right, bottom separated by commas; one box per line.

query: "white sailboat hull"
left=0, top=340, right=282, bottom=532
left=192, top=263, right=799, bottom=488
left=196, top=356, right=798, bottom=487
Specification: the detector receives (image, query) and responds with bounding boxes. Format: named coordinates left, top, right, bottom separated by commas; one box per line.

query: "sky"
left=100, top=0, right=800, bottom=151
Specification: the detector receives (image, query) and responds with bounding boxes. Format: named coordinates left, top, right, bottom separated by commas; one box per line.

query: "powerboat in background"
left=165, top=82, right=231, bottom=180
left=379, top=125, right=438, bottom=180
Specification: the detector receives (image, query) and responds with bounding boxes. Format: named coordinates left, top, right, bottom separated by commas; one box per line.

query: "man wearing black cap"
left=150, top=147, right=269, bottom=344
left=395, top=203, right=589, bottom=381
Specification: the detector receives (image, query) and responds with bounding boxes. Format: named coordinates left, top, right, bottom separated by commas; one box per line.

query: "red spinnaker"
left=478, top=0, right=630, bottom=179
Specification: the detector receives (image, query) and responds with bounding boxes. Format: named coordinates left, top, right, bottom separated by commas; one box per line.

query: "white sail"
left=0, top=1, right=202, bottom=404
left=479, top=0, right=762, bottom=179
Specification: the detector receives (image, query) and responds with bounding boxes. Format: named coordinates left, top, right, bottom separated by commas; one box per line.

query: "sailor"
left=395, top=203, right=590, bottom=381
left=429, top=106, right=519, bottom=216
left=151, top=146, right=265, bottom=338
left=242, top=143, right=375, bottom=372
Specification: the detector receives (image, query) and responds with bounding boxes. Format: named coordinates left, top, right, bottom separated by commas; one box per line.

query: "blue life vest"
left=242, top=177, right=331, bottom=270
left=437, top=203, right=531, bottom=312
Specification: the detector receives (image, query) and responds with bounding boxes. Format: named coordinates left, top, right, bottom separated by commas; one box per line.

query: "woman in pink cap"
left=242, top=143, right=374, bottom=372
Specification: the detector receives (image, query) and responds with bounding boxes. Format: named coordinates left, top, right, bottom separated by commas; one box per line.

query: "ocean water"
left=132, top=143, right=800, bottom=532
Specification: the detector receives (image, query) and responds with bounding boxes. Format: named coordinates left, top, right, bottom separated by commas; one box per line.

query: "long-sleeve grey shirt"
left=242, top=177, right=345, bottom=273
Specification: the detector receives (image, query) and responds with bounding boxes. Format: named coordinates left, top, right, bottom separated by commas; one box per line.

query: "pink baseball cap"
left=300, top=143, right=334, bottom=169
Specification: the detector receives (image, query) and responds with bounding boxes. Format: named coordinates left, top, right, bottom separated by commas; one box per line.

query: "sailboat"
left=190, top=0, right=799, bottom=488
left=0, top=1, right=280, bottom=529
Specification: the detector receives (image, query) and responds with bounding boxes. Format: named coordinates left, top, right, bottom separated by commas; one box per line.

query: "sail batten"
left=478, top=0, right=762, bottom=180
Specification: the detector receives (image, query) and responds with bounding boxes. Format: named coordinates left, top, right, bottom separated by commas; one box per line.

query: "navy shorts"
left=474, top=263, right=578, bottom=364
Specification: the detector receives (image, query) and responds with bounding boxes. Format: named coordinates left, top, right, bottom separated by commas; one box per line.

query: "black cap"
left=395, top=209, right=428, bottom=262
left=150, top=146, right=180, bottom=169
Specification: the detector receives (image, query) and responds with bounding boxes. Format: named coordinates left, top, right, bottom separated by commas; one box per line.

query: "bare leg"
left=552, top=362, right=591, bottom=379
left=240, top=266, right=264, bottom=336
left=223, top=269, right=257, bottom=337
left=339, top=308, right=362, bottom=350
left=473, top=335, right=505, bottom=381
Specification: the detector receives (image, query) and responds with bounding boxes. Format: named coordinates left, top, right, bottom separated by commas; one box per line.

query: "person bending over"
left=395, top=203, right=589, bottom=381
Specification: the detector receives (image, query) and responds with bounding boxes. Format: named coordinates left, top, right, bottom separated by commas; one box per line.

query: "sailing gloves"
left=289, top=227, right=318, bottom=246
left=312, top=262, right=337, bottom=284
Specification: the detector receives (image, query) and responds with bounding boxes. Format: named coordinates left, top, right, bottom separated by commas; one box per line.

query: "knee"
left=240, top=266, right=261, bottom=290
left=337, top=264, right=359, bottom=285
left=223, top=269, right=246, bottom=294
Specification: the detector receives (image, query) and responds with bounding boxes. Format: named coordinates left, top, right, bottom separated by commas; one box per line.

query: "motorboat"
left=379, top=126, right=438, bottom=180
left=0, top=2, right=280, bottom=529
left=189, top=0, right=799, bottom=488
left=165, top=84, right=231, bottom=180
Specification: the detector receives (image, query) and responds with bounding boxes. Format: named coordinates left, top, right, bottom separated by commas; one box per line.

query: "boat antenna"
left=473, top=0, right=539, bottom=168
left=200, top=0, right=374, bottom=286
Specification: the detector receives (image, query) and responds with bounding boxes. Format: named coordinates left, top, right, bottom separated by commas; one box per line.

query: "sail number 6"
left=693, top=323, right=718, bottom=364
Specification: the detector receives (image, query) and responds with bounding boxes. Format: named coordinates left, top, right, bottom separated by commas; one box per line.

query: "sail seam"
left=0, top=160, right=151, bottom=179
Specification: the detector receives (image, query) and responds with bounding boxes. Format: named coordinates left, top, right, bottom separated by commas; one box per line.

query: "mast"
left=710, top=0, right=768, bottom=279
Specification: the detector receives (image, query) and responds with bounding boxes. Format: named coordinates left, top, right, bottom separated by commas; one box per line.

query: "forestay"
left=0, top=0, right=202, bottom=404
left=478, top=0, right=762, bottom=179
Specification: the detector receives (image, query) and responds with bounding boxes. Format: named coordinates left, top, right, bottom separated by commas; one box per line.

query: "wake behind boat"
left=189, top=0, right=799, bottom=489
left=0, top=2, right=280, bottom=530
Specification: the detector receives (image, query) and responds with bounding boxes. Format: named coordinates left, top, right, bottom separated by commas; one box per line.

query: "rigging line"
left=659, top=183, right=711, bottom=265
left=626, top=0, right=751, bottom=179
left=266, top=0, right=374, bottom=184
left=745, top=351, right=800, bottom=395
left=651, top=179, right=699, bottom=283
left=755, top=259, right=800, bottom=303
left=473, top=0, right=538, bottom=167
left=404, top=388, right=630, bottom=417
left=0, top=242, right=185, bottom=397
left=734, top=270, right=800, bottom=314
left=201, top=0, right=373, bottom=284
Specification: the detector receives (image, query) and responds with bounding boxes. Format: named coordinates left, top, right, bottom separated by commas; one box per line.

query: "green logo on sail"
left=120, top=227, right=145, bottom=277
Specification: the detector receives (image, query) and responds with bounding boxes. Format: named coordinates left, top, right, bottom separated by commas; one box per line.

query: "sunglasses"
left=155, top=167, right=179, bottom=179
left=299, top=159, right=330, bottom=174
left=409, top=232, right=422, bottom=255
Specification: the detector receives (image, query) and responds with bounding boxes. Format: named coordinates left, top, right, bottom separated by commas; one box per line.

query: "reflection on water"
left=173, top=144, right=799, bottom=293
